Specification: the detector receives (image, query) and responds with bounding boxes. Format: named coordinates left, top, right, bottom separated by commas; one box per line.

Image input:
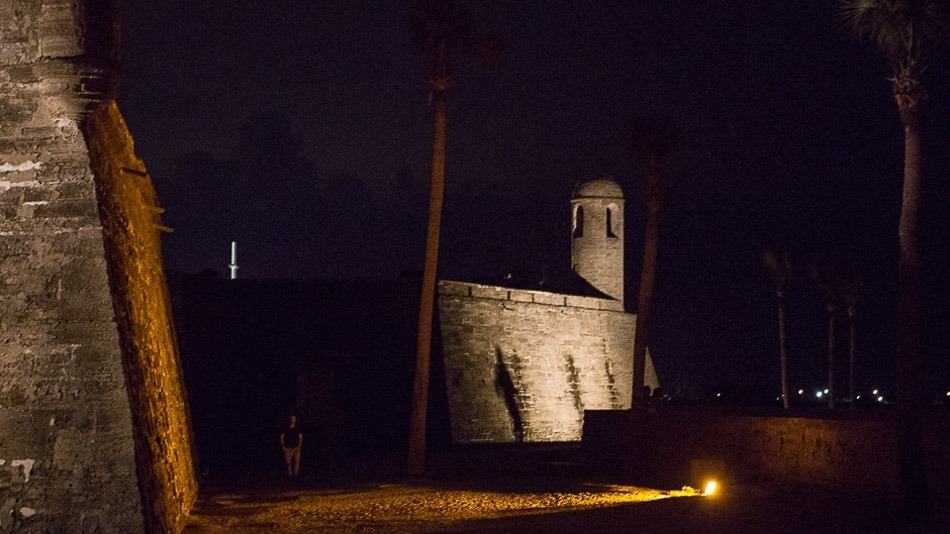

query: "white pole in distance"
left=229, top=241, right=239, bottom=280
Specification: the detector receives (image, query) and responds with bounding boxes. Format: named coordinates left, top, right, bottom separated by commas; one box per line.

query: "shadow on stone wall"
left=494, top=347, right=524, bottom=443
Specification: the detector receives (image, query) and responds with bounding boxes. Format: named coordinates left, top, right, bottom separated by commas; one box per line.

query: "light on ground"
left=703, top=480, right=718, bottom=496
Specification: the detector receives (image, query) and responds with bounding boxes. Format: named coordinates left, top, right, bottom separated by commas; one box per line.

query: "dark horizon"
left=119, top=1, right=950, bottom=394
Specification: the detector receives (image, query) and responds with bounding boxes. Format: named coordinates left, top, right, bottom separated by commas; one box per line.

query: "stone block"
left=532, top=292, right=566, bottom=307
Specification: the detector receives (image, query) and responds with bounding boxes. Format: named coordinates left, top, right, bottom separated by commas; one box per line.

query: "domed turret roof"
left=571, top=177, right=623, bottom=199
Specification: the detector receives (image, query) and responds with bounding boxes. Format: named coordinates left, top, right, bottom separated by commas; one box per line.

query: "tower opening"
left=572, top=204, right=585, bottom=238
left=606, top=204, right=618, bottom=238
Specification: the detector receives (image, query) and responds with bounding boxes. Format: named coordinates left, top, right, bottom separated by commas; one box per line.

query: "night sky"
left=118, top=1, right=950, bottom=394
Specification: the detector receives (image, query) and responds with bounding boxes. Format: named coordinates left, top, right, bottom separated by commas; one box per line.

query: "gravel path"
left=186, top=480, right=701, bottom=533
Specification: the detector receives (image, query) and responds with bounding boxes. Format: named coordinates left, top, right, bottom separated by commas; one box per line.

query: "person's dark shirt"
left=283, top=426, right=302, bottom=448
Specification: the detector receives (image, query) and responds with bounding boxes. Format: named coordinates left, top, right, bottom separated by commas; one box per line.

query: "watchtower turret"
left=570, top=177, right=624, bottom=302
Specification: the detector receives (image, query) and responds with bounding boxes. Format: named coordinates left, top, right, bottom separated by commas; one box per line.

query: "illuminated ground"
left=184, top=451, right=950, bottom=533
left=186, top=480, right=700, bottom=533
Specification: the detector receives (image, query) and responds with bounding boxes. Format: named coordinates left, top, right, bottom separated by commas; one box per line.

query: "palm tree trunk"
left=895, top=104, right=923, bottom=406
left=848, top=307, right=856, bottom=409
left=632, top=167, right=660, bottom=408
left=827, top=312, right=835, bottom=409
left=778, top=298, right=789, bottom=410
left=407, top=90, right=446, bottom=475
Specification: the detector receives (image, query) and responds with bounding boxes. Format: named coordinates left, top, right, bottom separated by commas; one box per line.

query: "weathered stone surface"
left=0, top=72, right=142, bottom=534
left=438, top=177, right=657, bottom=444
left=438, top=281, right=658, bottom=443
left=2, top=3, right=194, bottom=532
left=571, top=177, right=624, bottom=301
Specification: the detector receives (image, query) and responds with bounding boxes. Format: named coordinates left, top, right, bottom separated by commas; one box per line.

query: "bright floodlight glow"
left=798, top=389, right=804, bottom=395
left=872, top=389, right=879, bottom=395
left=704, top=480, right=718, bottom=496
left=816, top=391, right=823, bottom=398
left=877, top=396, right=884, bottom=402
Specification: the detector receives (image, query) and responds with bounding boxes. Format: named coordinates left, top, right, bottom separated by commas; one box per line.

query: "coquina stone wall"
left=585, top=409, right=950, bottom=499
left=1, top=3, right=195, bottom=532
left=438, top=280, right=658, bottom=443
left=86, top=101, right=197, bottom=533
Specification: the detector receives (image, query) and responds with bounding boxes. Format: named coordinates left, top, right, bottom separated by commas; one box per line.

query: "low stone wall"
left=438, top=280, right=658, bottom=443
left=584, top=408, right=950, bottom=499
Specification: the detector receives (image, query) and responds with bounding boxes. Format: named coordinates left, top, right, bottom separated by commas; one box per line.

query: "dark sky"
left=118, top=1, right=950, bottom=394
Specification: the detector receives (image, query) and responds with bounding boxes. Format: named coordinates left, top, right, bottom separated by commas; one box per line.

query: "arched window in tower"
left=606, top=204, right=618, bottom=238
left=572, top=205, right=584, bottom=238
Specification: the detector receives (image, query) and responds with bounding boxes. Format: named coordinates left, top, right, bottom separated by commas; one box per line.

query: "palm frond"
left=763, top=249, right=793, bottom=290
left=840, top=0, right=950, bottom=76
left=410, top=0, right=489, bottom=80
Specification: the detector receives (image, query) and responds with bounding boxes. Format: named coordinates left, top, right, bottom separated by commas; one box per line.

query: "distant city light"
left=703, top=480, right=718, bottom=496
left=816, top=391, right=823, bottom=399
left=798, top=389, right=804, bottom=395
left=856, top=395, right=861, bottom=400
left=823, top=389, right=829, bottom=394
left=946, top=391, right=949, bottom=397
left=716, top=393, right=721, bottom=398
left=872, top=389, right=879, bottom=395
left=877, top=396, right=884, bottom=402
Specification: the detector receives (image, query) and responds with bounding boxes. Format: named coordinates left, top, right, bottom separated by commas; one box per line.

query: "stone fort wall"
left=1, top=4, right=195, bottom=531
left=1, top=4, right=143, bottom=530
left=86, top=101, right=197, bottom=533
left=438, top=280, right=658, bottom=443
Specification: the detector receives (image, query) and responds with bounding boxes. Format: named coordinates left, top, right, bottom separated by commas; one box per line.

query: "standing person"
left=280, top=415, right=303, bottom=478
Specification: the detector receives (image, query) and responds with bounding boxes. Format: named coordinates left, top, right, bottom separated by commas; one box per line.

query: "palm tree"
left=764, top=250, right=793, bottom=410
left=629, top=116, right=680, bottom=408
left=842, top=0, right=950, bottom=404
left=812, top=262, right=846, bottom=409
left=407, top=0, right=480, bottom=476
left=843, top=277, right=862, bottom=409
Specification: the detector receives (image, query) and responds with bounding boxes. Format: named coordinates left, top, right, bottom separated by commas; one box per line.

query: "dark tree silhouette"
left=407, top=0, right=486, bottom=475
left=811, top=261, right=847, bottom=409
left=842, top=0, right=950, bottom=404
left=842, top=275, right=862, bottom=408
left=628, top=116, right=680, bottom=408
left=764, top=249, right=793, bottom=410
